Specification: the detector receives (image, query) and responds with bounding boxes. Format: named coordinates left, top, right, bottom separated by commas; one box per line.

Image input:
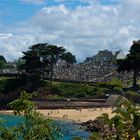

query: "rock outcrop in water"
left=81, top=119, right=105, bottom=132
left=81, top=119, right=116, bottom=138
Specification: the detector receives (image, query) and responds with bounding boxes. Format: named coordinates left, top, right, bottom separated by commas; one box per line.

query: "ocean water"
left=0, top=114, right=89, bottom=140
left=56, top=120, right=89, bottom=140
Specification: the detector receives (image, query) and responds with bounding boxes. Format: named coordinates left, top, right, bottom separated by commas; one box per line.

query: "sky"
left=0, top=0, right=140, bottom=62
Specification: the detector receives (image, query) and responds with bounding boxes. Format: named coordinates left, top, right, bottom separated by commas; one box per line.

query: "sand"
left=38, top=107, right=114, bottom=122
left=1, top=107, right=114, bottom=122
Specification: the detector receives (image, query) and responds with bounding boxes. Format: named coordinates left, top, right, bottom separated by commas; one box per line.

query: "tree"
left=13, top=58, right=25, bottom=68
left=20, top=43, right=77, bottom=83
left=0, top=55, right=6, bottom=70
left=20, top=50, right=43, bottom=80
left=0, top=60, right=5, bottom=69
left=42, top=44, right=66, bottom=83
left=61, top=52, right=77, bottom=64
left=0, top=55, right=6, bottom=63
left=117, top=40, right=140, bottom=88
left=0, top=91, right=62, bottom=140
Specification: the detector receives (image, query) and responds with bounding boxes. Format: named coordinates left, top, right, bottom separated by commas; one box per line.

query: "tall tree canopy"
left=61, top=52, right=77, bottom=64
left=0, top=55, right=6, bottom=63
left=0, top=55, right=6, bottom=69
left=117, top=40, right=140, bottom=88
left=20, top=43, right=76, bottom=83
left=19, top=50, right=43, bottom=80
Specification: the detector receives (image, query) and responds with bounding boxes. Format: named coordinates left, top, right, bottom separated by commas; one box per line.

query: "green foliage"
left=94, top=87, right=106, bottom=95
left=0, top=55, right=6, bottom=63
left=97, top=78, right=122, bottom=89
left=20, top=49, right=43, bottom=80
left=61, top=52, right=77, bottom=64
left=43, top=81, right=122, bottom=98
left=95, top=79, right=122, bottom=95
left=0, top=61, right=5, bottom=69
left=86, top=97, right=140, bottom=140
left=14, top=58, right=25, bottom=67
left=50, top=82, right=97, bottom=98
left=117, top=40, right=140, bottom=87
left=9, top=91, right=35, bottom=115
left=125, top=90, right=138, bottom=96
left=0, top=91, right=62, bottom=140
left=0, top=55, right=6, bottom=70
left=0, top=77, right=26, bottom=93
left=89, top=132, right=101, bottom=140
left=138, top=130, right=140, bottom=139
left=19, top=43, right=77, bottom=83
left=109, top=78, right=122, bottom=87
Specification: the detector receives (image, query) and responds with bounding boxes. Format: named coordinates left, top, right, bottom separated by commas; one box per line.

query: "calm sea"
left=0, top=114, right=89, bottom=140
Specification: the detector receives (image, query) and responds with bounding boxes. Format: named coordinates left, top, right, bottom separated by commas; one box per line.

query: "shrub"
left=0, top=91, right=62, bottom=140
left=0, top=77, right=26, bottom=93
left=50, top=82, right=96, bottom=98
left=125, top=90, right=138, bottom=96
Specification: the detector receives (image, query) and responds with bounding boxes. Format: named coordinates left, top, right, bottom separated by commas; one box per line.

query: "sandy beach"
left=1, top=107, right=114, bottom=122
left=38, top=107, right=114, bottom=122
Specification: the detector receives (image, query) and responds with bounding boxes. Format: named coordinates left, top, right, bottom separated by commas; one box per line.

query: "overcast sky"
left=0, top=0, right=140, bottom=62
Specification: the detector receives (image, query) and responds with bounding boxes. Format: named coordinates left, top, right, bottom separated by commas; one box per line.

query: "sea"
left=0, top=114, right=90, bottom=140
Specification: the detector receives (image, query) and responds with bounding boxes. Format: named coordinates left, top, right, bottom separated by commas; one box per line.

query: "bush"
left=0, top=77, right=26, bottom=93
left=50, top=82, right=96, bottom=98
left=0, top=91, right=62, bottom=140
left=97, top=78, right=122, bottom=90
left=125, top=90, right=138, bottom=96
left=94, top=87, right=106, bottom=95
left=97, top=82, right=109, bottom=88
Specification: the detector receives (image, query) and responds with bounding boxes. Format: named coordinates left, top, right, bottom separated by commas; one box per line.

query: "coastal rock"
left=81, top=119, right=115, bottom=138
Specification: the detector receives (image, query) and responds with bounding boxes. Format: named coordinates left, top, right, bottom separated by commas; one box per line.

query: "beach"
left=1, top=107, right=114, bottom=122
left=38, top=107, right=114, bottom=122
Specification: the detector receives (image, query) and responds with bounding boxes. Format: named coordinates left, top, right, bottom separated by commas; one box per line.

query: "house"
left=93, top=50, right=114, bottom=63
left=114, top=50, right=125, bottom=60
left=85, top=50, right=125, bottom=63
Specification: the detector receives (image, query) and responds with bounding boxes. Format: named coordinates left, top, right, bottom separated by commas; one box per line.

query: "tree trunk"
left=132, top=70, right=138, bottom=88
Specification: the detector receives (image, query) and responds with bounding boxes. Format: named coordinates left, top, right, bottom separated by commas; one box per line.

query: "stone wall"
left=54, top=61, right=118, bottom=82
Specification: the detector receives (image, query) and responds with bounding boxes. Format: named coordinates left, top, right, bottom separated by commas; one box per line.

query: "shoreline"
left=38, top=108, right=114, bottom=122
left=0, top=107, right=114, bottom=122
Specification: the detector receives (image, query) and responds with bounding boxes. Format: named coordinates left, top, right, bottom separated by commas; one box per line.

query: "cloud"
left=0, top=32, right=58, bottom=61
left=1, top=0, right=140, bottom=62
left=0, top=33, right=13, bottom=40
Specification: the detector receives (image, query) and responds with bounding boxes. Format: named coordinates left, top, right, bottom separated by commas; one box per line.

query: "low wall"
left=35, top=100, right=114, bottom=109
